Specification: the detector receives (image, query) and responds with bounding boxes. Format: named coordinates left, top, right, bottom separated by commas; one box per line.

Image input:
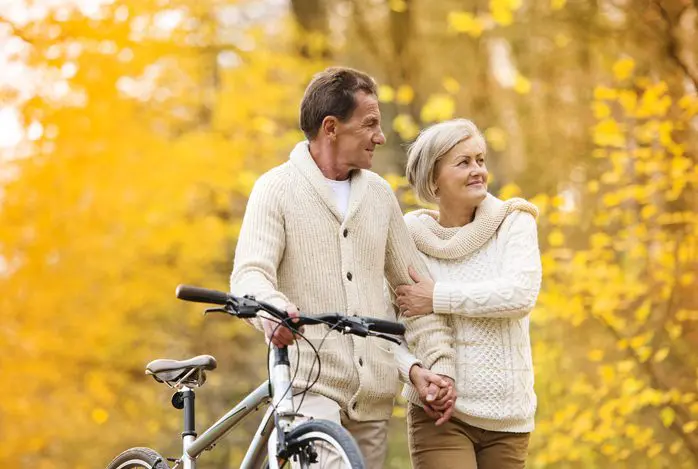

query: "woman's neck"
left=437, top=201, right=477, bottom=228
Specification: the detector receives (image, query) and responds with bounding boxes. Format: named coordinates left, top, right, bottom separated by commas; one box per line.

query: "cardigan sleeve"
left=432, top=211, right=542, bottom=319
left=382, top=187, right=456, bottom=380
left=383, top=281, right=422, bottom=384
left=229, top=171, right=291, bottom=331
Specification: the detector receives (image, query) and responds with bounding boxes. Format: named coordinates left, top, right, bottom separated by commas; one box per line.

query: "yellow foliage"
left=592, top=101, right=611, bottom=119
left=448, top=11, right=484, bottom=37
left=420, top=94, right=456, bottom=122
left=551, top=0, right=566, bottom=10
left=653, top=347, right=670, bottom=363
left=389, top=0, right=408, bottom=13
left=396, top=85, right=415, bottom=104
left=593, top=118, right=626, bottom=148
left=548, top=230, right=565, bottom=247
left=485, top=126, right=508, bottom=151
left=661, top=407, right=676, bottom=427
left=490, top=0, right=522, bottom=26
left=612, top=57, right=635, bottom=81
left=498, top=182, right=521, bottom=199
left=594, top=86, right=618, bottom=100
left=513, top=73, right=532, bottom=94
left=378, top=84, right=395, bottom=103
left=392, top=114, right=420, bottom=141
left=442, top=77, right=461, bottom=95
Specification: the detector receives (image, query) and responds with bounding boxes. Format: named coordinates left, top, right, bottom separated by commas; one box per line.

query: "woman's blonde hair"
left=405, top=119, right=486, bottom=204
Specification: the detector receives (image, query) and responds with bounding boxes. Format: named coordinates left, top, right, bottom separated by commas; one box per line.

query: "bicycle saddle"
left=145, top=355, right=217, bottom=386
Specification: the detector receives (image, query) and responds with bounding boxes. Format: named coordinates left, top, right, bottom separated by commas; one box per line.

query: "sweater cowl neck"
left=405, top=194, right=538, bottom=260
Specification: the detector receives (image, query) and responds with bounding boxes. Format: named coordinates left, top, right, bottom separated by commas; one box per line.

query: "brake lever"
left=339, top=317, right=369, bottom=337
left=370, top=332, right=401, bottom=344
left=204, top=307, right=233, bottom=316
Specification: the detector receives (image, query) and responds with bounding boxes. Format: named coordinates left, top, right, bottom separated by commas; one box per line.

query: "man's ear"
left=321, top=116, right=338, bottom=141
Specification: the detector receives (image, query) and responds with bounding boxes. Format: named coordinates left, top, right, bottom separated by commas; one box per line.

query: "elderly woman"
left=393, top=119, right=541, bottom=469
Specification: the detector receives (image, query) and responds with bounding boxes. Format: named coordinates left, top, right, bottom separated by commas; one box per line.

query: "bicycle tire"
left=106, top=447, right=169, bottom=469
left=265, top=419, right=365, bottom=469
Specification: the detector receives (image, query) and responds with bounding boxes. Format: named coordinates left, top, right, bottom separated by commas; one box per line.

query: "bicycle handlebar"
left=176, top=285, right=229, bottom=305
left=175, top=284, right=406, bottom=337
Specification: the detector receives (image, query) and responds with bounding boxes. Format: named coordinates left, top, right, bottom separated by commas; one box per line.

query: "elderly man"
left=230, top=66, right=455, bottom=468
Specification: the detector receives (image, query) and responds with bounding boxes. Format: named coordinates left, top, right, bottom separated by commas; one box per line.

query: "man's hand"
left=395, top=266, right=435, bottom=317
left=262, top=304, right=302, bottom=347
left=409, top=365, right=457, bottom=426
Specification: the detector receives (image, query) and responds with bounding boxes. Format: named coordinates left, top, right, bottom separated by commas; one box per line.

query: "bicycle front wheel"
left=268, top=419, right=365, bottom=469
left=106, top=447, right=169, bottom=469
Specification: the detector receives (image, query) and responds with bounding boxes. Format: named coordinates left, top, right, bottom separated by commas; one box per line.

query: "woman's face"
left=434, top=136, right=488, bottom=207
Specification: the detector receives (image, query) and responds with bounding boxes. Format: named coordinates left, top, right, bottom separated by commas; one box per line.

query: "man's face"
left=334, top=91, right=386, bottom=171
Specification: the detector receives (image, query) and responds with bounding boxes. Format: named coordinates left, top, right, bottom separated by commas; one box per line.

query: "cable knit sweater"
left=229, top=141, right=454, bottom=421
left=397, top=194, right=541, bottom=432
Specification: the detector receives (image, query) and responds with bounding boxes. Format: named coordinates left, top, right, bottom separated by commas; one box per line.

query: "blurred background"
left=1, top=0, right=697, bottom=467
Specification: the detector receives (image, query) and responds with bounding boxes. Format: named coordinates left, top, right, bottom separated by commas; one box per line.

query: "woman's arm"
left=433, top=211, right=541, bottom=319
left=381, top=183, right=456, bottom=380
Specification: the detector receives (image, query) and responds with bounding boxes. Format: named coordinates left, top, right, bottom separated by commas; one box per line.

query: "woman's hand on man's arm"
left=395, top=266, right=435, bottom=317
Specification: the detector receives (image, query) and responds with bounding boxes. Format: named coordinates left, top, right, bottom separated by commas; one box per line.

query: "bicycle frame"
left=173, top=347, right=296, bottom=469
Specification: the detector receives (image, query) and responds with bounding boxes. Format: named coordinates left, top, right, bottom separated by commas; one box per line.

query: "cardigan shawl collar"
left=289, top=141, right=368, bottom=224
left=405, top=194, right=538, bottom=260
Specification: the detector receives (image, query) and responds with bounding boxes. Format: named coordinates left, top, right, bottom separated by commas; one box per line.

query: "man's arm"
left=383, top=281, right=422, bottom=383
left=382, top=185, right=456, bottom=380
left=229, top=172, right=290, bottom=331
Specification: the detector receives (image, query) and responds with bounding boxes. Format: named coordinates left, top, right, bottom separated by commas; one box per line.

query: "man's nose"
left=374, top=128, right=386, bottom=145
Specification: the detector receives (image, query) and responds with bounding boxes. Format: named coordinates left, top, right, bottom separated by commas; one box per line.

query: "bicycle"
left=106, top=285, right=406, bottom=469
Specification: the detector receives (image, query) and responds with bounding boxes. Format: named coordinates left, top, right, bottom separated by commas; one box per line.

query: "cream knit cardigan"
left=397, top=194, right=541, bottom=432
left=229, top=141, right=455, bottom=421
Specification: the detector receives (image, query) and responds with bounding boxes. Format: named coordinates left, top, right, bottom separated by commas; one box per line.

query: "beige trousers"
left=292, top=392, right=389, bottom=469
left=408, top=403, right=530, bottom=469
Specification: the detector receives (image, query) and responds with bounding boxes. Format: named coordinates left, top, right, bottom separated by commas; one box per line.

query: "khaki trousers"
left=292, top=392, right=389, bottom=469
left=407, top=403, right=530, bottom=469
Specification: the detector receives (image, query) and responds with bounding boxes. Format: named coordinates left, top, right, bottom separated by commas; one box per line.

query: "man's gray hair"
left=405, top=118, right=486, bottom=204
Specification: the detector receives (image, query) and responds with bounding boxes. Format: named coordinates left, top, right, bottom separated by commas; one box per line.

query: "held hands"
left=395, top=266, right=435, bottom=317
left=262, top=304, right=304, bottom=347
left=409, top=365, right=456, bottom=426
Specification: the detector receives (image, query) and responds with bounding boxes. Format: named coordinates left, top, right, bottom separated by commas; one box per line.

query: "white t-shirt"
left=325, top=177, right=351, bottom=218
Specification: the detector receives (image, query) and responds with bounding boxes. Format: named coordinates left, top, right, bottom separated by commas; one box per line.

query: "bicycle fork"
left=267, top=346, right=296, bottom=469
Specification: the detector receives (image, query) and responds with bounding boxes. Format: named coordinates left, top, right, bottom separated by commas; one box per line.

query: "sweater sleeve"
left=382, top=186, right=456, bottom=380
left=383, top=281, right=421, bottom=384
left=432, top=212, right=542, bottom=319
left=229, top=172, right=291, bottom=331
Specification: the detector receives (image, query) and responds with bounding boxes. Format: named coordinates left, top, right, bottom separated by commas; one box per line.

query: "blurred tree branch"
left=652, top=0, right=698, bottom=91
left=0, top=15, right=32, bottom=44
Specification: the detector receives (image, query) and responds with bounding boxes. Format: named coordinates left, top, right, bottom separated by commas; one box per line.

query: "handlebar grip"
left=176, top=285, right=230, bottom=305
left=364, top=317, right=406, bottom=335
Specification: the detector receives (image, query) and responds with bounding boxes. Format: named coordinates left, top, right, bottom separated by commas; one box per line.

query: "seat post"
left=182, top=387, right=196, bottom=438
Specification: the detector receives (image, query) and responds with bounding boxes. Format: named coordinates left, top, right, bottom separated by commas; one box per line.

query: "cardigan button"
left=343, top=228, right=348, bottom=238
left=358, top=358, right=363, bottom=366
left=346, top=272, right=353, bottom=281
